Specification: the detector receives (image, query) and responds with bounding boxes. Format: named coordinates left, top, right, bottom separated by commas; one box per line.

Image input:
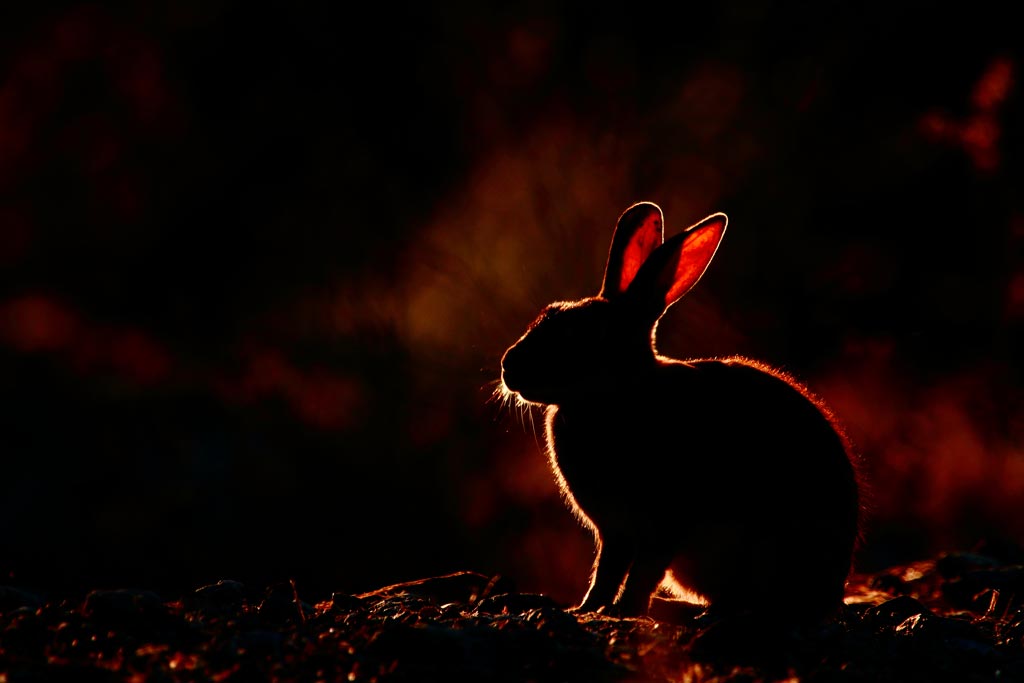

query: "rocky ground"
left=2, top=544, right=1024, bottom=682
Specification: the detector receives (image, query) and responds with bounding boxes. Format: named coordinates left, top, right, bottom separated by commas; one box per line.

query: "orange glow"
left=217, top=348, right=364, bottom=432
left=616, top=206, right=664, bottom=294
left=0, top=293, right=364, bottom=431
left=0, top=294, right=172, bottom=385
left=661, top=215, right=727, bottom=307
left=167, top=652, right=199, bottom=670
left=0, top=295, right=79, bottom=352
left=108, top=329, right=171, bottom=385
left=1006, top=271, right=1024, bottom=318
left=919, top=56, right=1014, bottom=172
left=815, top=341, right=1024, bottom=550
left=0, top=7, right=179, bottom=184
left=972, top=56, right=1014, bottom=110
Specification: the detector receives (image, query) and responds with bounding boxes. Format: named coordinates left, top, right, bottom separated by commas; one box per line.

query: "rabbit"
left=499, top=201, right=861, bottom=624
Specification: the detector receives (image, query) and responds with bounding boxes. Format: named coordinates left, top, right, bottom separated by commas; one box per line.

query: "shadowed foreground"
left=2, top=544, right=1024, bottom=682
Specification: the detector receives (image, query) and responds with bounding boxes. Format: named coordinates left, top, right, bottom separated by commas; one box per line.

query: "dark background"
left=1, top=2, right=1022, bottom=605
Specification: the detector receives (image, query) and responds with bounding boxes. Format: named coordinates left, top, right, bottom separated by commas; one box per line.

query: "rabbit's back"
left=547, top=356, right=860, bottom=616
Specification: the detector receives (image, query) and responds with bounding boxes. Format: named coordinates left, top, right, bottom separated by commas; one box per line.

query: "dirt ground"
left=2, top=541, right=1023, bottom=682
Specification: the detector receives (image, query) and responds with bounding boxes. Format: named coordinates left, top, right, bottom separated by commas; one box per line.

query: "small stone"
left=862, top=595, right=931, bottom=629
left=523, top=605, right=585, bottom=637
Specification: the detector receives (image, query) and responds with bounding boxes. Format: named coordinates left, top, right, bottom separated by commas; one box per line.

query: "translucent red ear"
left=600, top=202, right=664, bottom=298
left=656, top=213, right=728, bottom=308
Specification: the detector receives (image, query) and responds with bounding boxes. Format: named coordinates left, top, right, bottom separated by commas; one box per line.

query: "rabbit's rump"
left=548, top=356, right=860, bottom=620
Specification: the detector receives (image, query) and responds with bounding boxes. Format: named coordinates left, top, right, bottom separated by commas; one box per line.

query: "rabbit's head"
left=500, top=202, right=727, bottom=405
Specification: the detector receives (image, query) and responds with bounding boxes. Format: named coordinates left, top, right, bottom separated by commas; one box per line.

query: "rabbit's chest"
left=546, top=406, right=665, bottom=505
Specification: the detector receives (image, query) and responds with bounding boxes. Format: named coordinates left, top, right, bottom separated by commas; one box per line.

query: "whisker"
left=527, top=403, right=543, bottom=451
left=483, top=375, right=531, bottom=431
left=481, top=378, right=503, bottom=405
left=481, top=373, right=550, bottom=443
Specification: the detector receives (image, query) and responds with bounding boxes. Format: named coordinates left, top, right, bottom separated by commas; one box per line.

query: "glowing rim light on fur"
left=486, top=378, right=545, bottom=443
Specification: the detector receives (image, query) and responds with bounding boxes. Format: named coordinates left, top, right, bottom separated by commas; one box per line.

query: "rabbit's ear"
left=628, top=213, right=727, bottom=312
left=599, top=202, right=665, bottom=298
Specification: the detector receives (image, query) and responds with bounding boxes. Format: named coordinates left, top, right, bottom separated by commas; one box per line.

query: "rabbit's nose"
left=500, top=347, right=521, bottom=390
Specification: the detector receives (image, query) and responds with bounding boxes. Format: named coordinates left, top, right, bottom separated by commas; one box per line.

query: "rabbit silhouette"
left=500, top=202, right=861, bottom=623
